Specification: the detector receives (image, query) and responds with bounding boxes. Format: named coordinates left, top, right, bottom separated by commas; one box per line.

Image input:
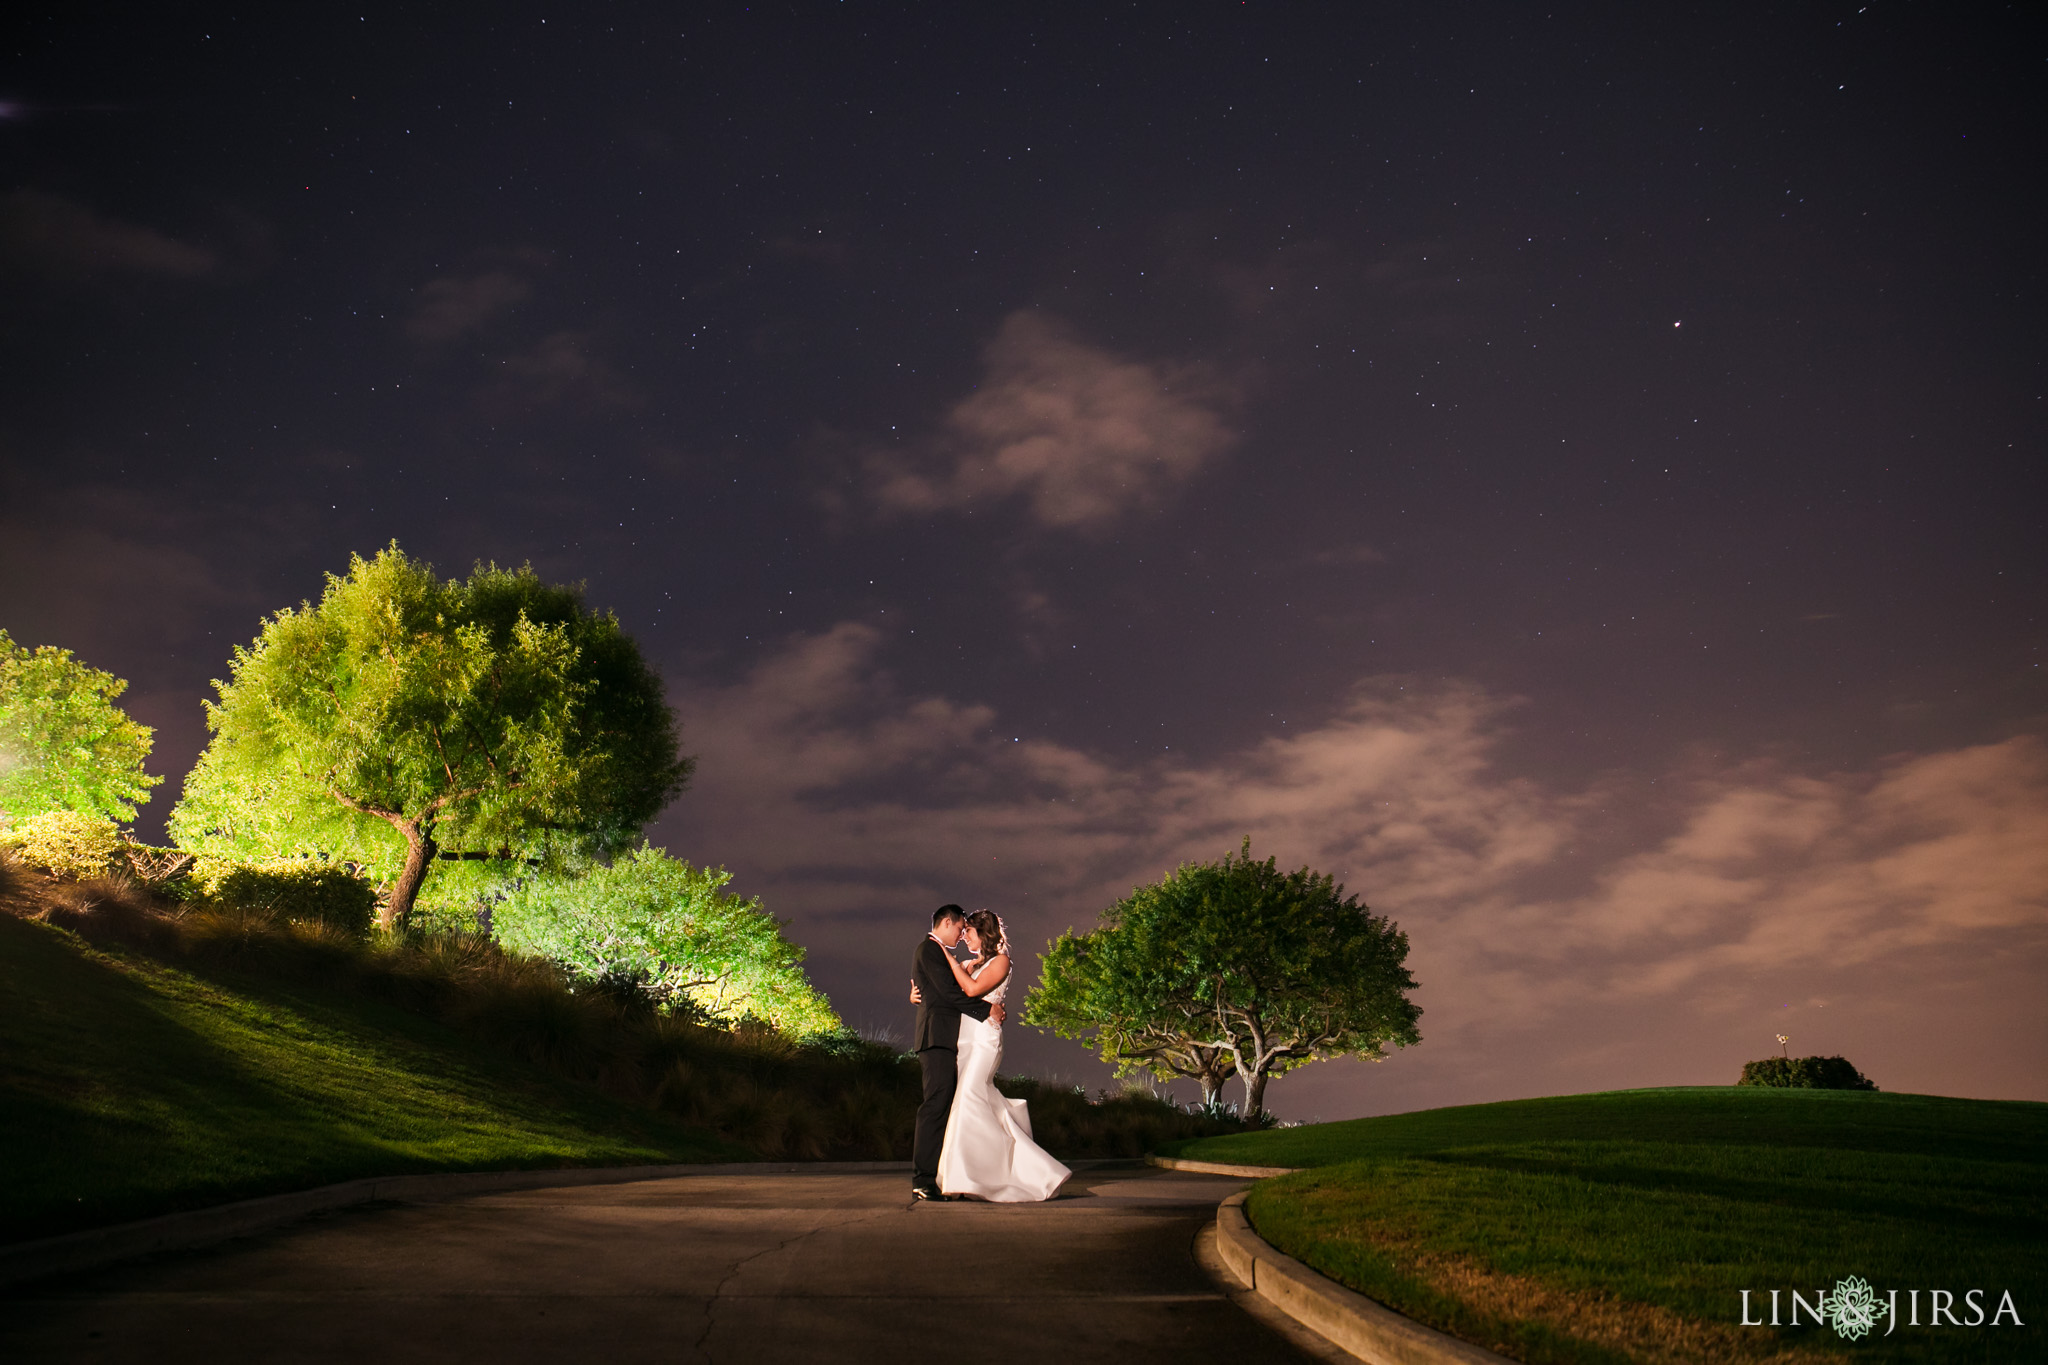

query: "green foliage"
left=1738, top=1054, right=1878, bottom=1090
left=0, top=628, right=161, bottom=824
left=1025, top=838, right=1421, bottom=1114
left=169, top=544, right=692, bottom=930
left=197, top=859, right=378, bottom=937
left=492, top=844, right=841, bottom=1037
left=1030, top=921, right=1240, bottom=1103
left=2, top=809, right=123, bottom=878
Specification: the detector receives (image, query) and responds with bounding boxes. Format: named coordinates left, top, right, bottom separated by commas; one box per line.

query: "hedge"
left=1737, top=1055, right=1878, bottom=1091
left=197, top=860, right=378, bottom=937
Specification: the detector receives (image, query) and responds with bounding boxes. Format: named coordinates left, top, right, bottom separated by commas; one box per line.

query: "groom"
left=909, top=904, right=1003, bottom=1200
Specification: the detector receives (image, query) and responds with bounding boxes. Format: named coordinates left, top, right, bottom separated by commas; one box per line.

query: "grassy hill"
left=0, top=909, right=745, bottom=1244
left=1, top=861, right=1256, bottom=1248
left=1166, top=1089, right=2045, bottom=1365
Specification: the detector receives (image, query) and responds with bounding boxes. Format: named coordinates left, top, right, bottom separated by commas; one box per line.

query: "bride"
left=920, top=909, right=1071, bottom=1202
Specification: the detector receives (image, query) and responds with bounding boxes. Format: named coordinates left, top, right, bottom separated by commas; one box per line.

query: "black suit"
left=911, top=935, right=992, bottom=1185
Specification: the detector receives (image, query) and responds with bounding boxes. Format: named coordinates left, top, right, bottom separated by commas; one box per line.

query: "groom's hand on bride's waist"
left=904, top=983, right=999, bottom=1022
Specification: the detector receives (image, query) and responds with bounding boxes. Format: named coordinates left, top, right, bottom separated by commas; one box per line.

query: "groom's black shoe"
left=911, top=1181, right=947, bottom=1201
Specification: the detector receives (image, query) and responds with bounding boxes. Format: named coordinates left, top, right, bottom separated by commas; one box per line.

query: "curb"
left=1214, top=1191, right=1518, bottom=1365
left=0, top=1160, right=911, bottom=1291
left=1145, top=1153, right=1303, bottom=1179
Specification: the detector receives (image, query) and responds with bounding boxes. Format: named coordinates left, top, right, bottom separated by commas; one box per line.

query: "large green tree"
left=1025, top=840, right=1422, bottom=1115
left=170, top=546, right=691, bottom=930
left=0, top=629, right=161, bottom=824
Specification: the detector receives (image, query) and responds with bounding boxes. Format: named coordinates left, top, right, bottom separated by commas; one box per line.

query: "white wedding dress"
left=937, top=965, right=1071, bottom=1202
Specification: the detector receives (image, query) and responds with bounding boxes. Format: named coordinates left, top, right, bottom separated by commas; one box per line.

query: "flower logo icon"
left=1823, top=1275, right=1887, bottom=1341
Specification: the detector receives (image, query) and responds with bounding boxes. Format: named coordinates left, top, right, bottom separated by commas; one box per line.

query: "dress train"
left=937, top=1001, right=1070, bottom=1202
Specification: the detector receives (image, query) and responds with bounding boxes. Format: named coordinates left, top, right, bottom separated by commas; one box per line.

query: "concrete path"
left=2, top=1163, right=1335, bottom=1364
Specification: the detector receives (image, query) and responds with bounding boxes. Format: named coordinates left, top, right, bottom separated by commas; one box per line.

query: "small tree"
left=0, top=629, right=161, bottom=825
left=170, top=546, right=691, bottom=931
left=1738, top=1056, right=1878, bottom=1091
left=493, top=844, right=840, bottom=1036
left=1027, top=840, right=1421, bottom=1115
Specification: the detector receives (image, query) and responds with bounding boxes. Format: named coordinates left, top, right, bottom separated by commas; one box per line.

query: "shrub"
left=197, top=860, right=378, bottom=937
left=25, top=874, right=181, bottom=951
left=3, top=810, right=123, bottom=878
left=1737, top=1055, right=1878, bottom=1091
left=112, top=840, right=197, bottom=888
left=493, top=844, right=840, bottom=1037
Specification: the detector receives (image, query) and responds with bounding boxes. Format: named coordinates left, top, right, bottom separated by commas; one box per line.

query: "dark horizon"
left=2, top=3, right=2041, bottom=1116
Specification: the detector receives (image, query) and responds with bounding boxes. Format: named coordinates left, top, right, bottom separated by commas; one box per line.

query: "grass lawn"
left=0, top=911, right=744, bottom=1244
left=1166, top=1088, right=2045, bottom=1365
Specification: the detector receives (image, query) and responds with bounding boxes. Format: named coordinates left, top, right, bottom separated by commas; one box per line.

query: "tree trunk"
left=379, top=819, right=438, bottom=933
left=1199, top=1074, right=1223, bottom=1107
left=1242, top=1067, right=1269, bottom=1118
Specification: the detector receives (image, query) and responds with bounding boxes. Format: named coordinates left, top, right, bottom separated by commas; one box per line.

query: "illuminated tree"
left=1026, top=840, right=1421, bottom=1115
left=0, top=629, right=161, bottom=825
left=171, top=545, right=690, bottom=930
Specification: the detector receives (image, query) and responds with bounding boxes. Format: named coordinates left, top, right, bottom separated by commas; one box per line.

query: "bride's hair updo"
left=966, top=909, right=1004, bottom=961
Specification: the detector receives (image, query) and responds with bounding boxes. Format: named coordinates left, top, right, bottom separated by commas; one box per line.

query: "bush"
left=112, top=840, right=196, bottom=888
left=2, top=810, right=123, bottom=878
left=21, top=873, right=182, bottom=951
left=1737, top=1055, right=1878, bottom=1091
left=197, top=860, right=378, bottom=937
left=493, top=845, right=840, bottom=1037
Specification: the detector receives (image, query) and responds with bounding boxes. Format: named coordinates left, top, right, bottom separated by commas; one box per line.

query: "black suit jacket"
left=912, top=935, right=992, bottom=1051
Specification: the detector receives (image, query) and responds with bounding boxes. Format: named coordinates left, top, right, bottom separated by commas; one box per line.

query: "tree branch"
left=429, top=720, right=457, bottom=791
left=421, top=781, right=511, bottom=817
left=327, top=789, right=405, bottom=824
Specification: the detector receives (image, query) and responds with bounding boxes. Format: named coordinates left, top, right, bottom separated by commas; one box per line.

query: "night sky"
left=3, top=4, right=2042, bottom=1117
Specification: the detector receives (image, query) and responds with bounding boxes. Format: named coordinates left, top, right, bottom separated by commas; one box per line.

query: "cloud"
left=488, top=330, right=636, bottom=410
left=1553, top=741, right=2048, bottom=990
left=405, top=270, right=531, bottom=343
left=865, top=312, right=1235, bottom=528
left=657, top=623, right=2048, bottom=1111
left=671, top=630, right=1576, bottom=955
left=0, top=189, right=218, bottom=281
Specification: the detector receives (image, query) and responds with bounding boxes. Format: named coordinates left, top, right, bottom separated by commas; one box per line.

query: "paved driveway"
left=3, top=1163, right=1331, bottom=1364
